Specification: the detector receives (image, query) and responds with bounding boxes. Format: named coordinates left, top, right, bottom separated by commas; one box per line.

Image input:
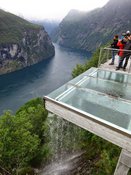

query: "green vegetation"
left=0, top=98, right=49, bottom=175
left=0, top=9, right=41, bottom=44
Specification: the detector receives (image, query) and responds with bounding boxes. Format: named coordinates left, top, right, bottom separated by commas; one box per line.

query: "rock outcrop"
left=0, top=9, right=55, bottom=75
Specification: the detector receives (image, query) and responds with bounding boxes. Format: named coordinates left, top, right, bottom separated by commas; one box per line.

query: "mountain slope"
left=53, top=0, right=131, bottom=52
left=0, top=9, right=55, bottom=74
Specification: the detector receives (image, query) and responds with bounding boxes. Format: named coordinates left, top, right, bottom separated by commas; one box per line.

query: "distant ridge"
left=52, top=0, right=131, bottom=52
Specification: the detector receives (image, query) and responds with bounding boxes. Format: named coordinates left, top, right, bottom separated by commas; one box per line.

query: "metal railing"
left=98, top=47, right=131, bottom=73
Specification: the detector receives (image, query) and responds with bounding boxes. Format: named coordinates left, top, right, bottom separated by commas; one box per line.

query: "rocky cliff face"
left=0, top=10, right=55, bottom=75
left=53, top=0, right=131, bottom=52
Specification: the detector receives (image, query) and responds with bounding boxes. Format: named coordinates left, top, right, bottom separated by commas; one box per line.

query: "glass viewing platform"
left=45, top=67, right=131, bottom=135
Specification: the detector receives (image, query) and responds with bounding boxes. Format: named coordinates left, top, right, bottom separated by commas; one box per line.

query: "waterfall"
left=47, top=113, right=83, bottom=161
left=40, top=113, right=86, bottom=175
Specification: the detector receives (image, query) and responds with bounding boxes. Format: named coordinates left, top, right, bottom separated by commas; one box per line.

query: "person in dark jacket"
left=116, top=34, right=131, bottom=71
left=122, top=34, right=131, bottom=71
left=109, top=35, right=119, bottom=65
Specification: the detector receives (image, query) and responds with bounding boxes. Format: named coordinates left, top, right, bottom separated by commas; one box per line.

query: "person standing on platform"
left=116, top=34, right=127, bottom=70
left=109, top=35, right=119, bottom=65
left=120, top=33, right=131, bottom=71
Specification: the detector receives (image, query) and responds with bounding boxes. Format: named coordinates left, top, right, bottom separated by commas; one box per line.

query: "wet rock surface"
left=40, top=152, right=93, bottom=175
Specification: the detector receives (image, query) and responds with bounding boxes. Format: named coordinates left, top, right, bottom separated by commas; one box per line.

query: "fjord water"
left=0, top=43, right=91, bottom=114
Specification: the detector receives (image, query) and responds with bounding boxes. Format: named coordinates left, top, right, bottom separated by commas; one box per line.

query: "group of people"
left=109, top=30, right=131, bottom=71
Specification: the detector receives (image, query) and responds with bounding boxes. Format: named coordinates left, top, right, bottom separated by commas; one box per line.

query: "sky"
left=0, top=0, right=109, bottom=20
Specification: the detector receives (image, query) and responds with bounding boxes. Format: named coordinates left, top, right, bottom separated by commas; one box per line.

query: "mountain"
left=0, top=9, right=55, bottom=75
left=53, top=0, right=131, bottom=52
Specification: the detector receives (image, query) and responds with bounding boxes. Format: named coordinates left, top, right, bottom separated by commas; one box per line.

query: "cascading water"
left=40, top=113, right=89, bottom=175
left=47, top=113, right=83, bottom=161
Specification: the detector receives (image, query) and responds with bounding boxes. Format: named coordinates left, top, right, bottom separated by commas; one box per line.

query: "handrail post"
left=106, top=48, right=110, bottom=62
left=98, top=48, right=103, bottom=68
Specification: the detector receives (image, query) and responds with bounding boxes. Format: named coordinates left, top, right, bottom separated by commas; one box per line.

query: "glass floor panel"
left=46, top=68, right=131, bottom=134
left=95, top=69, right=131, bottom=84
left=77, top=77, right=131, bottom=101
left=59, top=88, right=131, bottom=130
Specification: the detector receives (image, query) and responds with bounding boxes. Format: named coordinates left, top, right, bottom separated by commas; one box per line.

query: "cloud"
left=0, top=0, right=109, bottom=20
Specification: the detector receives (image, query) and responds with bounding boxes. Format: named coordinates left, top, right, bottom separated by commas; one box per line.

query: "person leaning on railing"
left=116, top=32, right=131, bottom=71
left=109, top=35, right=119, bottom=65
